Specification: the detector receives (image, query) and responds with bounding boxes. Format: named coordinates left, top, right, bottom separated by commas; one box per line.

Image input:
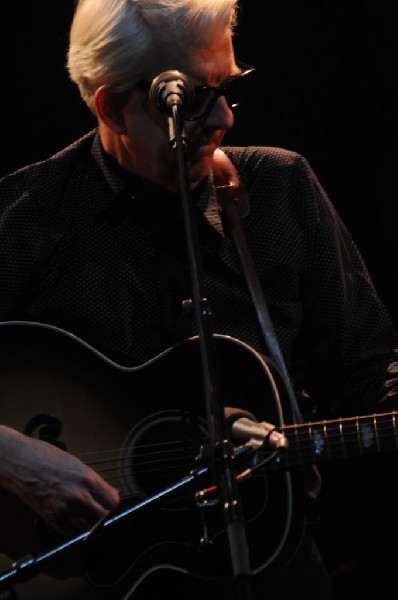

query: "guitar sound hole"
left=120, top=410, right=207, bottom=510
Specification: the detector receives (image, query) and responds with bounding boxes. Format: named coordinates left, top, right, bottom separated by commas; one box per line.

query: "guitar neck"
left=275, top=411, right=398, bottom=469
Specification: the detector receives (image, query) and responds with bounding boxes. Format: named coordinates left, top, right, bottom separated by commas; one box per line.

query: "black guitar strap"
left=212, top=149, right=303, bottom=425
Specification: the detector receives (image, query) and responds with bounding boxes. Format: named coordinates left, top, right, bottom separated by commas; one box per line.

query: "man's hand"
left=0, top=425, right=120, bottom=537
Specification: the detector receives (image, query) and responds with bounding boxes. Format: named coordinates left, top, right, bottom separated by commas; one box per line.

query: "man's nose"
left=204, top=95, right=235, bottom=131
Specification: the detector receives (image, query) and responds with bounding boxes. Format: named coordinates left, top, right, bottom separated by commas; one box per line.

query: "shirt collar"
left=91, top=131, right=224, bottom=236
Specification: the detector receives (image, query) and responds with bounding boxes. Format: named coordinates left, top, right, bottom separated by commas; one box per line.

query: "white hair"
left=67, top=0, right=239, bottom=113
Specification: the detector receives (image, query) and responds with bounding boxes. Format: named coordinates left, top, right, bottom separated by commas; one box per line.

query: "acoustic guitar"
left=0, top=321, right=395, bottom=598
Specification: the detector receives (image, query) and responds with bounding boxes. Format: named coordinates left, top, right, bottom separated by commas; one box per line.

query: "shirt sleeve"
left=0, top=174, right=49, bottom=319
left=293, top=154, right=398, bottom=416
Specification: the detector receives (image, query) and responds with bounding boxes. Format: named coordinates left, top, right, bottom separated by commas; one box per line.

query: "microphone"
left=225, top=408, right=288, bottom=450
left=149, top=70, right=194, bottom=116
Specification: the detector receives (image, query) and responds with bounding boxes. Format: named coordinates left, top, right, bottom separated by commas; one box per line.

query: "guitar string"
left=71, top=414, right=398, bottom=497
left=74, top=416, right=398, bottom=472
left=75, top=411, right=398, bottom=469
left=75, top=410, right=398, bottom=459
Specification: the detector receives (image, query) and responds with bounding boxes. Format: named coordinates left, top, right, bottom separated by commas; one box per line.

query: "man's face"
left=116, top=33, right=237, bottom=192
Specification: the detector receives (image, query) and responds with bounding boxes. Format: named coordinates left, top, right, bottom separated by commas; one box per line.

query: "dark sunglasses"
left=133, top=60, right=256, bottom=121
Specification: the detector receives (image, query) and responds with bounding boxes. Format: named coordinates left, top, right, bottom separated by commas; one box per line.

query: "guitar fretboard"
left=274, top=411, right=398, bottom=468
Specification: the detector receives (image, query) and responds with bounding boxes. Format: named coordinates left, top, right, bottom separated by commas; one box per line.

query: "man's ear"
left=94, top=85, right=127, bottom=134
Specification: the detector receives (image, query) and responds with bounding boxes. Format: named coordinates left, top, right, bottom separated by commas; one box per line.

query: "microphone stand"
left=167, top=103, right=253, bottom=599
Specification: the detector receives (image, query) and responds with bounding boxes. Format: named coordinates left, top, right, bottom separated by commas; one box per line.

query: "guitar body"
left=0, top=321, right=304, bottom=599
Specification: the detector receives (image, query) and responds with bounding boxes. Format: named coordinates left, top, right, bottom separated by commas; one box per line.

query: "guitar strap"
left=212, top=149, right=303, bottom=425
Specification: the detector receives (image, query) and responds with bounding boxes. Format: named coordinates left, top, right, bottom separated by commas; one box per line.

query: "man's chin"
left=188, top=154, right=214, bottom=188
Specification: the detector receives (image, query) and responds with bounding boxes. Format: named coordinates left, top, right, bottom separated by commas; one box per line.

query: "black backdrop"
left=1, top=1, right=397, bottom=320
left=1, top=1, right=398, bottom=594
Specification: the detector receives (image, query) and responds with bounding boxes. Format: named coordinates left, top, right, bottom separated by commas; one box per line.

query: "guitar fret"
left=339, top=420, right=346, bottom=458
left=356, top=417, right=363, bottom=455
left=291, top=424, right=303, bottom=467
left=323, top=421, right=330, bottom=461
left=358, top=415, right=386, bottom=454
left=306, top=422, right=314, bottom=463
left=374, top=416, right=380, bottom=452
left=357, top=416, right=375, bottom=454
left=312, top=423, right=326, bottom=460
left=326, top=420, right=346, bottom=461
left=307, top=422, right=318, bottom=462
left=343, top=418, right=360, bottom=457
left=373, top=413, right=398, bottom=453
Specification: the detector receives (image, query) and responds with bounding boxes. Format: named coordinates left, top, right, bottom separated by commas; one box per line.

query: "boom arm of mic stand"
left=169, top=103, right=253, bottom=596
left=0, top=465, right=209, bottom=590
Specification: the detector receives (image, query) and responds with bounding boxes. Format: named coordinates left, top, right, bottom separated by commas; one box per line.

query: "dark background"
left=1, top=1, right=398, bottom=595
left=1, top=1, right=397, bottom=324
